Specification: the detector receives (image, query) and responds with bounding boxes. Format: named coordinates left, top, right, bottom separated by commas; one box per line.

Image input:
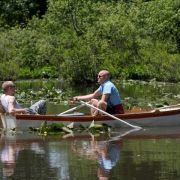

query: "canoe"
left=1, top=105, right=180, bottom=130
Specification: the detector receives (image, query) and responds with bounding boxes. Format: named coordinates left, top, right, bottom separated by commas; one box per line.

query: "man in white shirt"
left=1, top=81, right=46, bottom=115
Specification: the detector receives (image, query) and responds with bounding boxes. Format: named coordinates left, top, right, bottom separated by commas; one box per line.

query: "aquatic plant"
left=1, top=79, right=180, bottom=111
left=15, top=86, right=69, bottom=104
left=29, top=120, right=111, bottom=136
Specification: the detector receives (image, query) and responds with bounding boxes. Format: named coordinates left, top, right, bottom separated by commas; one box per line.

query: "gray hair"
left=2, top=81, right=15, bottom=92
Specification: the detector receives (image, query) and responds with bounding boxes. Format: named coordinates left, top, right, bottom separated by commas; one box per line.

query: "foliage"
left=30, top=120, right=111, bottom=136
left=18, top=66, right=59, bottom=79
left=0, top=0, right=179, bottom=82
left=0, top=0, right=47, bottom=27
left=15, top=86, right=68, bottom=104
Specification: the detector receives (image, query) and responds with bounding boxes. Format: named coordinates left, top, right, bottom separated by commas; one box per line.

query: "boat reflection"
left=0, top=127, right=140, bottom=178
left=1, top=127, right=180, bottom=179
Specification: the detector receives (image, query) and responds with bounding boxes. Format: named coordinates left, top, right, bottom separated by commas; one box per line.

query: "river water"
left=0, top=80, right=180, bottom=179
left=0, top=128, right=180, bottom=180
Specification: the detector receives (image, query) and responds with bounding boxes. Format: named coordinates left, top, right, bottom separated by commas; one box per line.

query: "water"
left=0, top=128, right=180, bottom=179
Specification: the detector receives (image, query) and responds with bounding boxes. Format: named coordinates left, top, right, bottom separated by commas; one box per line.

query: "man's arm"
left=0, top=101, right=5, bottom=113
left=101, top=94, right=110, bottom=102
left=73, top=89, right=101, bottom=101
left=8, top=96, right=26, bottom=114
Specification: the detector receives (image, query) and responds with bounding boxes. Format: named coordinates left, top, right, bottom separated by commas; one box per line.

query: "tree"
left=0, top=0, right=47, bottom=27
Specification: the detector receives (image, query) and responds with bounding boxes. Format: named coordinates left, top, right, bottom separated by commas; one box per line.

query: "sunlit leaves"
left=137, top=0, right=180, bottom=52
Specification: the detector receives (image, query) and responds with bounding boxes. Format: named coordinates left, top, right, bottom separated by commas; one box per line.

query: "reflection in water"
left=0, top=133, right=24, bottom=177
left=96, top=141, right=120, bottom=180
left=48, top=142, right=70, bottom=179
left=95, top=141, right=120, bottom=180
left=0, top=132, right=70, bottom=179
left=72, top=137, right=122, bottom=180
left=0, top=128, right=180, bottom=179
left=0, top=131, right=123, bottom=179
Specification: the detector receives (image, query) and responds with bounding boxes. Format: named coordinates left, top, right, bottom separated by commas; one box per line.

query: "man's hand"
left=73, top=96, right=81, bottom=101
left=10, top=108, right=16, bottom=116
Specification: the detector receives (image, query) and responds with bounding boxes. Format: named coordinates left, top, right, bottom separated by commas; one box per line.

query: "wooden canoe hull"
left=1, top=107, right=180, bottom=130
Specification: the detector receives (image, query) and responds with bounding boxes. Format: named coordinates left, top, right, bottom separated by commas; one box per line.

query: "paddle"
left=58, top=103, right=87, bottom=115
left=80, top=100, right=142, bottom=130
left=157, top=103, right=180, bottom=110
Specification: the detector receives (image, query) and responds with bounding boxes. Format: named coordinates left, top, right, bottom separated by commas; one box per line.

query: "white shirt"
left=0, top=94, right=21, bottom=112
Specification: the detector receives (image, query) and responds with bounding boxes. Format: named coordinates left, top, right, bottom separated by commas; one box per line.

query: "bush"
left=0, top=0, right=179, bottom=82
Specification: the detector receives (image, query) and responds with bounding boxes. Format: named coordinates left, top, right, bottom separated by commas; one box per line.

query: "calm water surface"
left=0, top=128, right=180, bottom=180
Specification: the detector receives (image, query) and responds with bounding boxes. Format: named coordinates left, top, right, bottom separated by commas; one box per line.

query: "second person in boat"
left=0, top=81, right=47, bottom=115
left=73, top=70, right=124, bottom=116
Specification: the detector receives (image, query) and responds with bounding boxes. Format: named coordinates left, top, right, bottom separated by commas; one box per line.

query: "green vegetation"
left=0, top=0, right=179, bottom=83
left=30, top=120, right=111, bottom=136
left=2, top=79, right=180, bottom=110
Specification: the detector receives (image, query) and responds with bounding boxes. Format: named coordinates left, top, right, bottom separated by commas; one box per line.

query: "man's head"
left=97, top=70, right=110, bottom=84
left=2, top=81, right=16, bottom=95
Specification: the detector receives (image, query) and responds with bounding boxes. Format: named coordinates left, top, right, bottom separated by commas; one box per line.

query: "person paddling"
left=73, top=70, right=124, bottom=116
left=0, top=81, right=46, bottom=115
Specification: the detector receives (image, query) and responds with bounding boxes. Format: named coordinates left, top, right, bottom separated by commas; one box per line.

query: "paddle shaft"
left=157, top=103, right=180, bottom=110
left=80, top=101, right=142, bottom=130
left=59, top=104, right=86, bottom=115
